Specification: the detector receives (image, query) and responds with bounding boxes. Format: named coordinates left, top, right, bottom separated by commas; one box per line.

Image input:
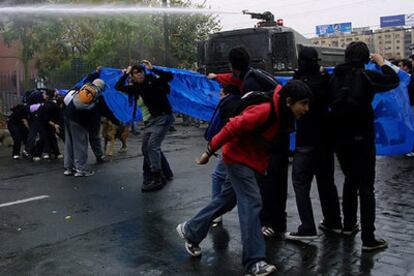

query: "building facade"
left=312, top=27, right=414, bottom=60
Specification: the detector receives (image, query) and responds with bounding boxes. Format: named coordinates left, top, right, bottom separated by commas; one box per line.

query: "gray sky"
left=194, top=0, right=414, bottom=37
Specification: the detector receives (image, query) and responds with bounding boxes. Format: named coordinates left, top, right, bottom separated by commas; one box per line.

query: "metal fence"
left=0, top=66, right=92, bottom=116
left=0, top=71, right=31, bottom=116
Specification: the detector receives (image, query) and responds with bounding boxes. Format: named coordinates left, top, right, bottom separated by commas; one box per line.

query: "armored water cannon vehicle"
left=197, top=10, right=345, bottom=76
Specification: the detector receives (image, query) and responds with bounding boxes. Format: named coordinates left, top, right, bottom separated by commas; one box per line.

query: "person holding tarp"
left=115, top=60, right=174, bottom=192
left=329, top=42, right=399, bottom=251
left=63, top=76, right=106, bottom=177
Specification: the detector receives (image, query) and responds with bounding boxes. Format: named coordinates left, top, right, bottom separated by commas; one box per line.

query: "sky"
left=193, top=0, right=414, bottom=37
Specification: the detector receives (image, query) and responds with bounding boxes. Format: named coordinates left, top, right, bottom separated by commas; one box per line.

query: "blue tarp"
left=74, top=67, right=220, bottom=123
left=75, top=64, right=413, bottom=156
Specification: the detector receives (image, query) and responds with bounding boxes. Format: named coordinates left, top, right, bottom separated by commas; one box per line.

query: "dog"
left=102, top=117, right=130, bottom=158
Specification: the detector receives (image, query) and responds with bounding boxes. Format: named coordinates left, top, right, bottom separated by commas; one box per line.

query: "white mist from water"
left=0, top=4, right=240, bottom=16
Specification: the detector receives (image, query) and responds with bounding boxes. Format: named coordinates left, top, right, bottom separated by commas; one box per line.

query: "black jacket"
left=294, top=69, right=331, bottom=147
left=329, top=62, right=400, bottom=144
left=115, top=68, right=173, bottom=118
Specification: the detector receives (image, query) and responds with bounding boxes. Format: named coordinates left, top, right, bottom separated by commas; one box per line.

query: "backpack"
left=70, top=83, right=101, bottom=110
left=244, top=68, right=279, bottom=92
left=330, top=68, right=368, bottom=112
left=204, top=94, right=240, bottom=141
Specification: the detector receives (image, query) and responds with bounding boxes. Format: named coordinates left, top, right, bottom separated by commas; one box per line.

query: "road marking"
left=0, top=195, right=50, bottom=208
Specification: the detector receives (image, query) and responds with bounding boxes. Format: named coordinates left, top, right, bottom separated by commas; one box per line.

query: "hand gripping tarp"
left=275, top=63, right=414, bottom=156
left=74, top=67, right=220, bottom=123
left=77, top=64, right=413, bottom=156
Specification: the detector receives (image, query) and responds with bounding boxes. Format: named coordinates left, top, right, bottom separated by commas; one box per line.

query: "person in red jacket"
left=177, top=80, right=312, bottom=276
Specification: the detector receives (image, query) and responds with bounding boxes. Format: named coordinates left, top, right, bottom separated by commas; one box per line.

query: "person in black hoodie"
left=285, top=47, right=342, bottom=241
left=329, top=41, right=399, bottom=251
left=7, top=104, right=30, bottom=159
left=115, top=60, right=174, bottom=192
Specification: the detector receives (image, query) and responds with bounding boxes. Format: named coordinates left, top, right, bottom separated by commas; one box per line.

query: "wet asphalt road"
left=0, top=125, right=414, bottom=275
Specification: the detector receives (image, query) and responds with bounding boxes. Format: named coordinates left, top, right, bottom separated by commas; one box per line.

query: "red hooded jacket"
left=209, top=85, right=283, bottom=174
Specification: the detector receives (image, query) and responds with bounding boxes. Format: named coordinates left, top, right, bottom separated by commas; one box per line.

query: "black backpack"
left=243, top=68, right=279, bottom=93
left=229, top=86, right=282, bottom=150
left=330, top=68, right=368, bottom=112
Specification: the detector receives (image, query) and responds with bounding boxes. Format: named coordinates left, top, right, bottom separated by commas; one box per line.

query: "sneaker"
left=405, top=152, right=414, bottom=157
left=56, top=154, right=64, bottom=160
left=32, top=157, right=41, bottom=162
left=63, top=168, right=75, bottom=176
left=96, top=156, right=107, bottom=164
left=285, top=231, right=318, bottom=241
left=12, top=155, right=21, bottom=160
left=342, top=224, right=360, bottom=236
left=42, top=154, right=50, bottom=160
left=22, top=150, right=29, bottom=158
left=319, top=220, right=342, bottom=234
left=74, top=170, right=95, bottom=177
left=362, top=238, right=388, bottom=252
left=211, top=216, right=222, bottom=228
left=245, top=261, right=277, bottom=276
left=176, top=222, right=202, bottom=257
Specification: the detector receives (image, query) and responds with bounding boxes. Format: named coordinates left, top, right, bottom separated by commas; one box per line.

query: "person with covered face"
left=115, top=60, right=174, bottom=192
left=329, top=41, right=399, bottom=251
left=285, top=47, right=342, bottom=241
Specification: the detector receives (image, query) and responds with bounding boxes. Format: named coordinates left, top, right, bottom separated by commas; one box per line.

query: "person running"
left=177, top=80, right=312, bottom=276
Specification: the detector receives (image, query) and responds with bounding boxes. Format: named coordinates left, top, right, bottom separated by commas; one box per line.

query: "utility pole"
left=162, top=0, right=170, bottom=67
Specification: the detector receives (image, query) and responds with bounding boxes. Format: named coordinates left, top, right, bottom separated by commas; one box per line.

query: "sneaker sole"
left=245, top=266, right=277, bottom=276
left=176, top=224, right=201, bottom=257
left=285, top=233, right=318, bottom=241
left=362, top=243, right=388, bottom=252
left=319, top=224, right=342, bottom=234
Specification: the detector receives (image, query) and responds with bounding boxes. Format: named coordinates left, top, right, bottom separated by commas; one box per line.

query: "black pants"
left=26, top=118, right=41, bottom=156
left=292, top=145, right=342, bottom=234
left=34, top=123, right=56, bottom=157
left=7, top=121, right=28, bottom=156
left=44, top=125, right=60, bottom=156
left=335, top=140, right=376, bottom=243
left=258, top=148, right=289, bottom=232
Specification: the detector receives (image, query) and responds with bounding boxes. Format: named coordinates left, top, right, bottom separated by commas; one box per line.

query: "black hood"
left=334, top=62, right=365, bottom=76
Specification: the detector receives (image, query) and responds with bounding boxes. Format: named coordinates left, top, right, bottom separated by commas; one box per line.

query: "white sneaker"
left=56, top=154, right=64, bottom=160
left=33, top=157, right=41, bottom=162
left=12, top=155, right=21, bottom=160
left=74, top=170, right=95, bottom=177
left=405, top=152, right=414, bottom=157
left=63, top=168, right=75, bottom=176
left=245, top=261, right=277, bottom=276
left=42, top=154, right=50, bottom=160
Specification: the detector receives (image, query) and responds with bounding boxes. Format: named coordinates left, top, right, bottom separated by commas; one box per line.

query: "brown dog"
left=102, top=117, right=130, bottom=158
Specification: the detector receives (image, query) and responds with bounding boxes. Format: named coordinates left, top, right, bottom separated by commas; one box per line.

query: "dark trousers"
left=42, top=125, right=61, bottom=156
left=258, top=150, right=289, bottom=232
left=89, top=114, right=103, bottom=159
left=292, top=145, right=342, bottom=234
left=143, top=152, right=173, bottom=183
left=7, top=121, right=28, bottom=156
left=335, top=140, right=376, bottom=243
left=26, top=118, right=41, bottom=155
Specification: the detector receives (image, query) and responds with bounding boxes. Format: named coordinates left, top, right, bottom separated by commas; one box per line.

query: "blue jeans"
left=211, top=157, right=228, bottom=199
left=185, top=163, right=265, bottom=270
left=142, top=114, right=174, bottom=172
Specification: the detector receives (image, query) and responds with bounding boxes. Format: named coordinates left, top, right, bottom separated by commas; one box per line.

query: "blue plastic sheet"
left=73, top=67, right=219, bottom=124
left=74, top=64, right=412, bottom=156
left=279, top=64, right=414, bottom=156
